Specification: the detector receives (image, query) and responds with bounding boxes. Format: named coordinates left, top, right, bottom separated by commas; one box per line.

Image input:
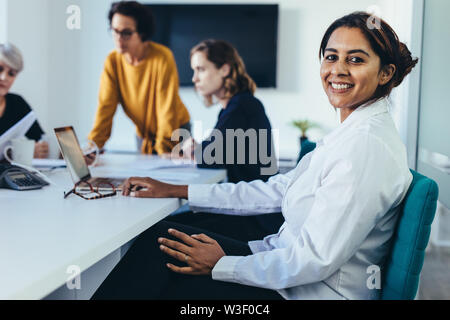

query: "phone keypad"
left=16, top=178, right=39, bottom=187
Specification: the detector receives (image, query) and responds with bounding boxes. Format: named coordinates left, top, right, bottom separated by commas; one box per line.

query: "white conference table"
left=0, top=153, right=226, bottom=300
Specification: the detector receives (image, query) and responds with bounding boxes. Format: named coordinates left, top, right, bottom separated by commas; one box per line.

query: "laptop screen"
left=54, top=127, right=90, bottom=183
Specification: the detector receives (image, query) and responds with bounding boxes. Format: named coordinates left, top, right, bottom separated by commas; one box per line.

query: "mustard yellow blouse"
left=88, top=41, right=190, bottom=154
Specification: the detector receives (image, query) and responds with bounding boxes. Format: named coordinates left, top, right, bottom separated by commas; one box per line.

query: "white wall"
left=5, top=0, right=417, bottom=159
left=5, top=0, right=51, bottom=151
left=0, top=0, right=7, bottom=43
left=380, top=0, right=421, bottom=169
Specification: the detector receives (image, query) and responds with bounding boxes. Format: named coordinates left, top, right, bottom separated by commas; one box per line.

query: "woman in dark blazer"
left=178, top=39, right=277, bottom=183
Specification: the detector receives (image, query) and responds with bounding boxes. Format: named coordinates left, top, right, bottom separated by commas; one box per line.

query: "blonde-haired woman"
left=191, top=39, right=256, bottom=107
left=0, top=43, right=48, bottom=159
left=181, top=39, right=276, bottom=184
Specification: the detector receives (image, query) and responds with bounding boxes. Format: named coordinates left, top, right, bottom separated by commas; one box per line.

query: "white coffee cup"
left=3, top=137, right=35, bottom=167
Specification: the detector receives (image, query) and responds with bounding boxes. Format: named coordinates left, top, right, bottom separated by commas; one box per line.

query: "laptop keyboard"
left=88, top=177, right=124, bottom=189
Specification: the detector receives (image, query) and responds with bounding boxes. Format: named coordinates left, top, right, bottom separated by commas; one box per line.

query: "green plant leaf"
left=290, top=119, right=319, bottom=136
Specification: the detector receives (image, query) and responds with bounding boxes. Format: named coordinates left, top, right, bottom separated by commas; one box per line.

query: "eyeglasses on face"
left=110, top=27, right=137, bottom=40
left=64, top=181, right=117, bottom=200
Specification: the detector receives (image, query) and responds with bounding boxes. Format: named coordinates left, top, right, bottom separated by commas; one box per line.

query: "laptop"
left=54, top=126, right=124, bottom=191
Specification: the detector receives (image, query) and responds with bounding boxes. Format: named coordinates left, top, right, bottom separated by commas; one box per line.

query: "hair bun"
left=393, top=42, right=419, bottom=88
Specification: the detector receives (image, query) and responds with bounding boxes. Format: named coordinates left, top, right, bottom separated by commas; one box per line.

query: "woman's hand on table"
left=160, top=138, right=198, bottom=161
left=180, top=138, right=197, bottom=160
left=83, top=148, right=103, bottom=167
left=158, top=228, right=225, bottom=275
left=84, top=151, right=97, bottom=166
left=122, top=177, right=188, bottom=199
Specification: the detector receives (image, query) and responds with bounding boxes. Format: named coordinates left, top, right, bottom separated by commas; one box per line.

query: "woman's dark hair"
left=319, top=11, right=418, bottom=101
left=191, top=39, right=257, bottom=106
left=108, top=1, right=155, bottom=42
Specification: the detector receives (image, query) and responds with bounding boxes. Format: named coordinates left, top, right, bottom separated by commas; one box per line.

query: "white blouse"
left=188, top=98, right=412, bottom=300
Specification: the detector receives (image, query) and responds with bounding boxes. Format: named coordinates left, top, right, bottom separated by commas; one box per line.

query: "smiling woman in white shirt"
left=92, top=12, right=419, bottom=300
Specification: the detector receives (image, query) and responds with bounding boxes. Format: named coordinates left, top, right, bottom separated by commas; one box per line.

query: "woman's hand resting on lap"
left=158, top=228, right=226, bottom=275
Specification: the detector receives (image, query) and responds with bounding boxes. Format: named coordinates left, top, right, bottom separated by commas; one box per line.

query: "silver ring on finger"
left=185, top=254, right=189, bottom=263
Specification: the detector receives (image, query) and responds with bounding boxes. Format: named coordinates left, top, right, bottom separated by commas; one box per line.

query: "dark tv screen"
left=148, top=4, right=279, bottom=88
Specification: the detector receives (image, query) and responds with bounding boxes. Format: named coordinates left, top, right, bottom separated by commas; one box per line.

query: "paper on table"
left=148, top=171, right=200, bottom=182
left=129, top=157, right=196, bottom=171
left=0, top=111, right=37, bottom=160
left=32, top=158, right=67, bottom=168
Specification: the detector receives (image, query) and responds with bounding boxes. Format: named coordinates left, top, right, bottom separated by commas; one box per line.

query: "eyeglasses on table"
left=64, top=181, right=117, bottom=200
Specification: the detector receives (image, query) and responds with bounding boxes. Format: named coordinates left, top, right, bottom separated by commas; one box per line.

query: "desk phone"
left=0, top=163, right=49, bottom=191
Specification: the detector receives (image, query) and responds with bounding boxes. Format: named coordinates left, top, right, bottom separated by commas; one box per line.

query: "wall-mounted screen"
left=148, top=4, right=279, bottom=88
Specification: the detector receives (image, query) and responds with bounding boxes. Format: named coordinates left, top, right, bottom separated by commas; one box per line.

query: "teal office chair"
left=297, top=142, right=439, bottom=300
left=381, top=170, right=438, bottom=300
left=297, top=138, right=317, bottom=164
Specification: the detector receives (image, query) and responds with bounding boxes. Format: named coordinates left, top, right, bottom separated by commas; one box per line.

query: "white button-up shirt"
left=188, top=98, right=412, bottom=300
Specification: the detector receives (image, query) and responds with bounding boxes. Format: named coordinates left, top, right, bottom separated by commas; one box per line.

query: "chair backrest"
left=381, top=170, right=439, bottom=300
left=297, top=139, right=317, bottom=163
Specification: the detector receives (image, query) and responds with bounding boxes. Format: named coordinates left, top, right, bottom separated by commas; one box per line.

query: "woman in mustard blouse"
left=88, top=1, right=190, bottom=155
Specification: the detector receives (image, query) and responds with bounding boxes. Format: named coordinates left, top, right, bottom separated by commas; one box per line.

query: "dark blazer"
left=197, top=91, right=277, bottom=183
